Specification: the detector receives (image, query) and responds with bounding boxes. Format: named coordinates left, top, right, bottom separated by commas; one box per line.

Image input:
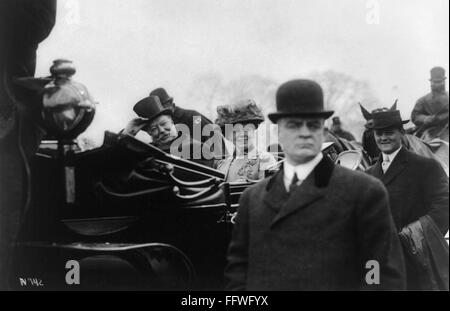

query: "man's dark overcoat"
left=366, top=147, right=449, bottom=234
left=225, top=156, right=406, bottom=290
left=366, top=148, right=449, bottom=289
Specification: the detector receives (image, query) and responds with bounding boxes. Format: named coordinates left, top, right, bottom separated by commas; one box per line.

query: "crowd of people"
left=1, top=0, right=448, bottom=292
left=122, top=87, right=279, bottom=181
left=122, top=67, right=448, bottom=290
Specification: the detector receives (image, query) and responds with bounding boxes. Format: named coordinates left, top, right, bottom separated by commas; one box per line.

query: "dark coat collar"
left=264, top=155, right=335, bottom=227
left=373, top=147, right=410, bottom=185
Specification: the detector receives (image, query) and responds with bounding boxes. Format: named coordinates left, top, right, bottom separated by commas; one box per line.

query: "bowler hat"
left=215, top=99, right=264, bottom=127
left=149, top=88, right=173, bottom=107
left=369, top=110, right=409, bottom=130
left=268, top=79, right=334, bottom=123
left=430, top=67, right=446, bottom=82
left=133, top=95, right=172, bottom=122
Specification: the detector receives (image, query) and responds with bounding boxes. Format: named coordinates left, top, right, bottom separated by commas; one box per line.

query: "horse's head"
left=359, top=100, right=397, bottom=124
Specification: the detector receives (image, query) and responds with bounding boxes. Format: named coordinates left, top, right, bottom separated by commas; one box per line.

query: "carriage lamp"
left=41, top=59, right=97, bottom=139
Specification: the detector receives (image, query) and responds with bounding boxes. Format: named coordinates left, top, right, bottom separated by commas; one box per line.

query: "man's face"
left=430, top=80, right=446, bottom=93
left=277, top=117, right=325, bottom=165
left=373, top=126, right=403, bottom=154
left=145, top=114, right=178, bottom=146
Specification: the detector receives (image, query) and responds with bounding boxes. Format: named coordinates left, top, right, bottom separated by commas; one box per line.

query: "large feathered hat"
left=215, top=99, right=264, bottom=127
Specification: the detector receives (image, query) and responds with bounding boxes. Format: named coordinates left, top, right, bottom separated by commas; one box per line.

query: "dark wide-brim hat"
left=215, top=99, right=265, bottom=127
left=268, top=79, right=334, bottom=123
left=133, top=95, right=172, bottom=123
left=368, top=110, right=409, bottom=130
left=149, top=87, right=173, bottom=107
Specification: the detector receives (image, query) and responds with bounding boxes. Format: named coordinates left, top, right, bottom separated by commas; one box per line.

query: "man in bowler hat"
left=225, top=79, right=406, bottom=290
left=411, top=66, right=449, bottom=140
left=366, top=107, right=449, bottom=289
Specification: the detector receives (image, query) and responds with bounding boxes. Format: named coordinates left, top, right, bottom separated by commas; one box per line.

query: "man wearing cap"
left=331, top=116, right=356, bottom=141
left=126, top=95, right=214, bottom=167
left=225, top=79, right=405, bottom=290
left=366, top=108, right=449, bottom=289
left=411, top=67, right=449, bottom=141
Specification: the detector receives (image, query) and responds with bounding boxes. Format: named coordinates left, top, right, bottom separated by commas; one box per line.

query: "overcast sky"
left=35, top=0, right=449, bottom=143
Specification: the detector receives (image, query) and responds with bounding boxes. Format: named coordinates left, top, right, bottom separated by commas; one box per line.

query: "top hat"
left=268, top=79, right=334, bottom=123
left=215, top=99, right=264, bottom=127
left=430, top=67, right=446, bottom=82
left=369, top=110, right=409, bottom=130
left=133, top=95, right=172, bottom=122
left=149, top=88, right=173, bottom=107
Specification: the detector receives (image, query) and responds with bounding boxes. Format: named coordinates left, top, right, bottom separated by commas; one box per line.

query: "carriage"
left=2, top=0, right=448, bottom=292
left=13, top=130, right=235, bottom=290
left=10, top=58, right=448, bottom=291
left=10, top=84, right=365, bottom=290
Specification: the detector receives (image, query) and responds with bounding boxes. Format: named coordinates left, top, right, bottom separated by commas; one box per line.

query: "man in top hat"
left=331, top=116, right=356, bottom=141
left=225, top=79, right=406, bottom=290
left=411, top=66, right=449, bottom=141
left=149, top=88, right=214, bottom=143
left=127, top=95, right=214, bottom=167
left=365, top=108, right=449, bottom=290
left=149, top=87, right=230, bottom=158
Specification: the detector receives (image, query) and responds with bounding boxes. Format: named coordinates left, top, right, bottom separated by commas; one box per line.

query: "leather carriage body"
left=13, top=132, right=244, bottom=290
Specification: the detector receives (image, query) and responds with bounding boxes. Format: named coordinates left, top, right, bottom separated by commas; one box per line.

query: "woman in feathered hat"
left=215, top=99, right=276, bottom=182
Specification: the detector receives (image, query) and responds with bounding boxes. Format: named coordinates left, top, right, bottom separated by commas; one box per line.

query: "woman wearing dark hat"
left=214, top=99, right=276, bottom=182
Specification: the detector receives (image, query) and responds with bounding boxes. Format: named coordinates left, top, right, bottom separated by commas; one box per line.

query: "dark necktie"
left=289, top=173, right=299, bottom=193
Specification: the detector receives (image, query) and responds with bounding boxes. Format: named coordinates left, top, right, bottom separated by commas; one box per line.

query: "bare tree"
left=310, top=70, right=380, bottom=140
left=185, top=73, right=278, bottom=122
left=185, top=70, right=379, bottom=142
left=185, top=72, right=226, bottom=120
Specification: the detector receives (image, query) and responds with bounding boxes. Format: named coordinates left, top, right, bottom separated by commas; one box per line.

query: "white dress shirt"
left=381, top=146, right=402, bottom=173
left=283, top=152, right=323, bottom=192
